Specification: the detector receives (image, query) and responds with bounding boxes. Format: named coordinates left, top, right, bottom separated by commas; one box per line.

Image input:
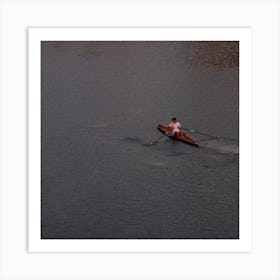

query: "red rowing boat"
left=157, top=125, right=199, bottom=147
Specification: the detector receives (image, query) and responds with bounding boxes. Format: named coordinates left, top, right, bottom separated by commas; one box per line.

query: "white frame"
left=1, top=1, right=280, bottom=279
left=28, top=27, right=252, bottom=253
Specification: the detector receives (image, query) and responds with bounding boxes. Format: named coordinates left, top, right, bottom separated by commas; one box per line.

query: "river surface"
left=41, top=41, right=239, bottom=239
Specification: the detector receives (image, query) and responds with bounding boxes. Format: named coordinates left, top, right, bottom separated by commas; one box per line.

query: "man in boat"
left=168, top=117, right=183, bottom=138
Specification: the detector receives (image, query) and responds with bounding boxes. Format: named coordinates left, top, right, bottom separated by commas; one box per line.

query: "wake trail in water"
left=198, top=138, right=239, bottom=154
left=179, top=128, right=239, bottom=154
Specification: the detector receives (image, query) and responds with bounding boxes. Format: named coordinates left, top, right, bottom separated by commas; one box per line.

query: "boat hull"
left=157, top=125, right=199, bottom=147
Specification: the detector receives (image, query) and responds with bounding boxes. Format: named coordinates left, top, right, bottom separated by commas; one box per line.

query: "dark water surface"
left=41, top=41, right=239, bottom=239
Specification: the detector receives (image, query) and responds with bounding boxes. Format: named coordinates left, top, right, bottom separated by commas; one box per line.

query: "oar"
left=182, top=127, right=224, bottom=140
left=149, top=133, right=168, bottom=145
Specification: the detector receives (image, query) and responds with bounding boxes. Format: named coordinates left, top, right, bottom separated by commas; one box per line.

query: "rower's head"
left=172, top=117, right=177, bottom=123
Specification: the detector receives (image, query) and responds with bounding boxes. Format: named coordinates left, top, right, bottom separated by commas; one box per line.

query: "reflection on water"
left=41, top=41, right=239, bottom=239
left=188, top=41, right=239, bottom=69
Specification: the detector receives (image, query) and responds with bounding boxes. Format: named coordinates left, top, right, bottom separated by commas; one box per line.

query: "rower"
left=168, top=117, right=183, bottom=138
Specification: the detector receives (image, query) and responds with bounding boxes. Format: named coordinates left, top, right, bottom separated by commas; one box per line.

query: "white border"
left=28, top=27, right=252, bottom=253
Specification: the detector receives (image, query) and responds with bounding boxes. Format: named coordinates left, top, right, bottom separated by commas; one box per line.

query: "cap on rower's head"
left=172, top=117, right=177, bottom=121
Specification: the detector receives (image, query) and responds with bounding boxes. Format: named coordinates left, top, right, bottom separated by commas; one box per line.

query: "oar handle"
left=182, top=127, right=195, bottom=133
